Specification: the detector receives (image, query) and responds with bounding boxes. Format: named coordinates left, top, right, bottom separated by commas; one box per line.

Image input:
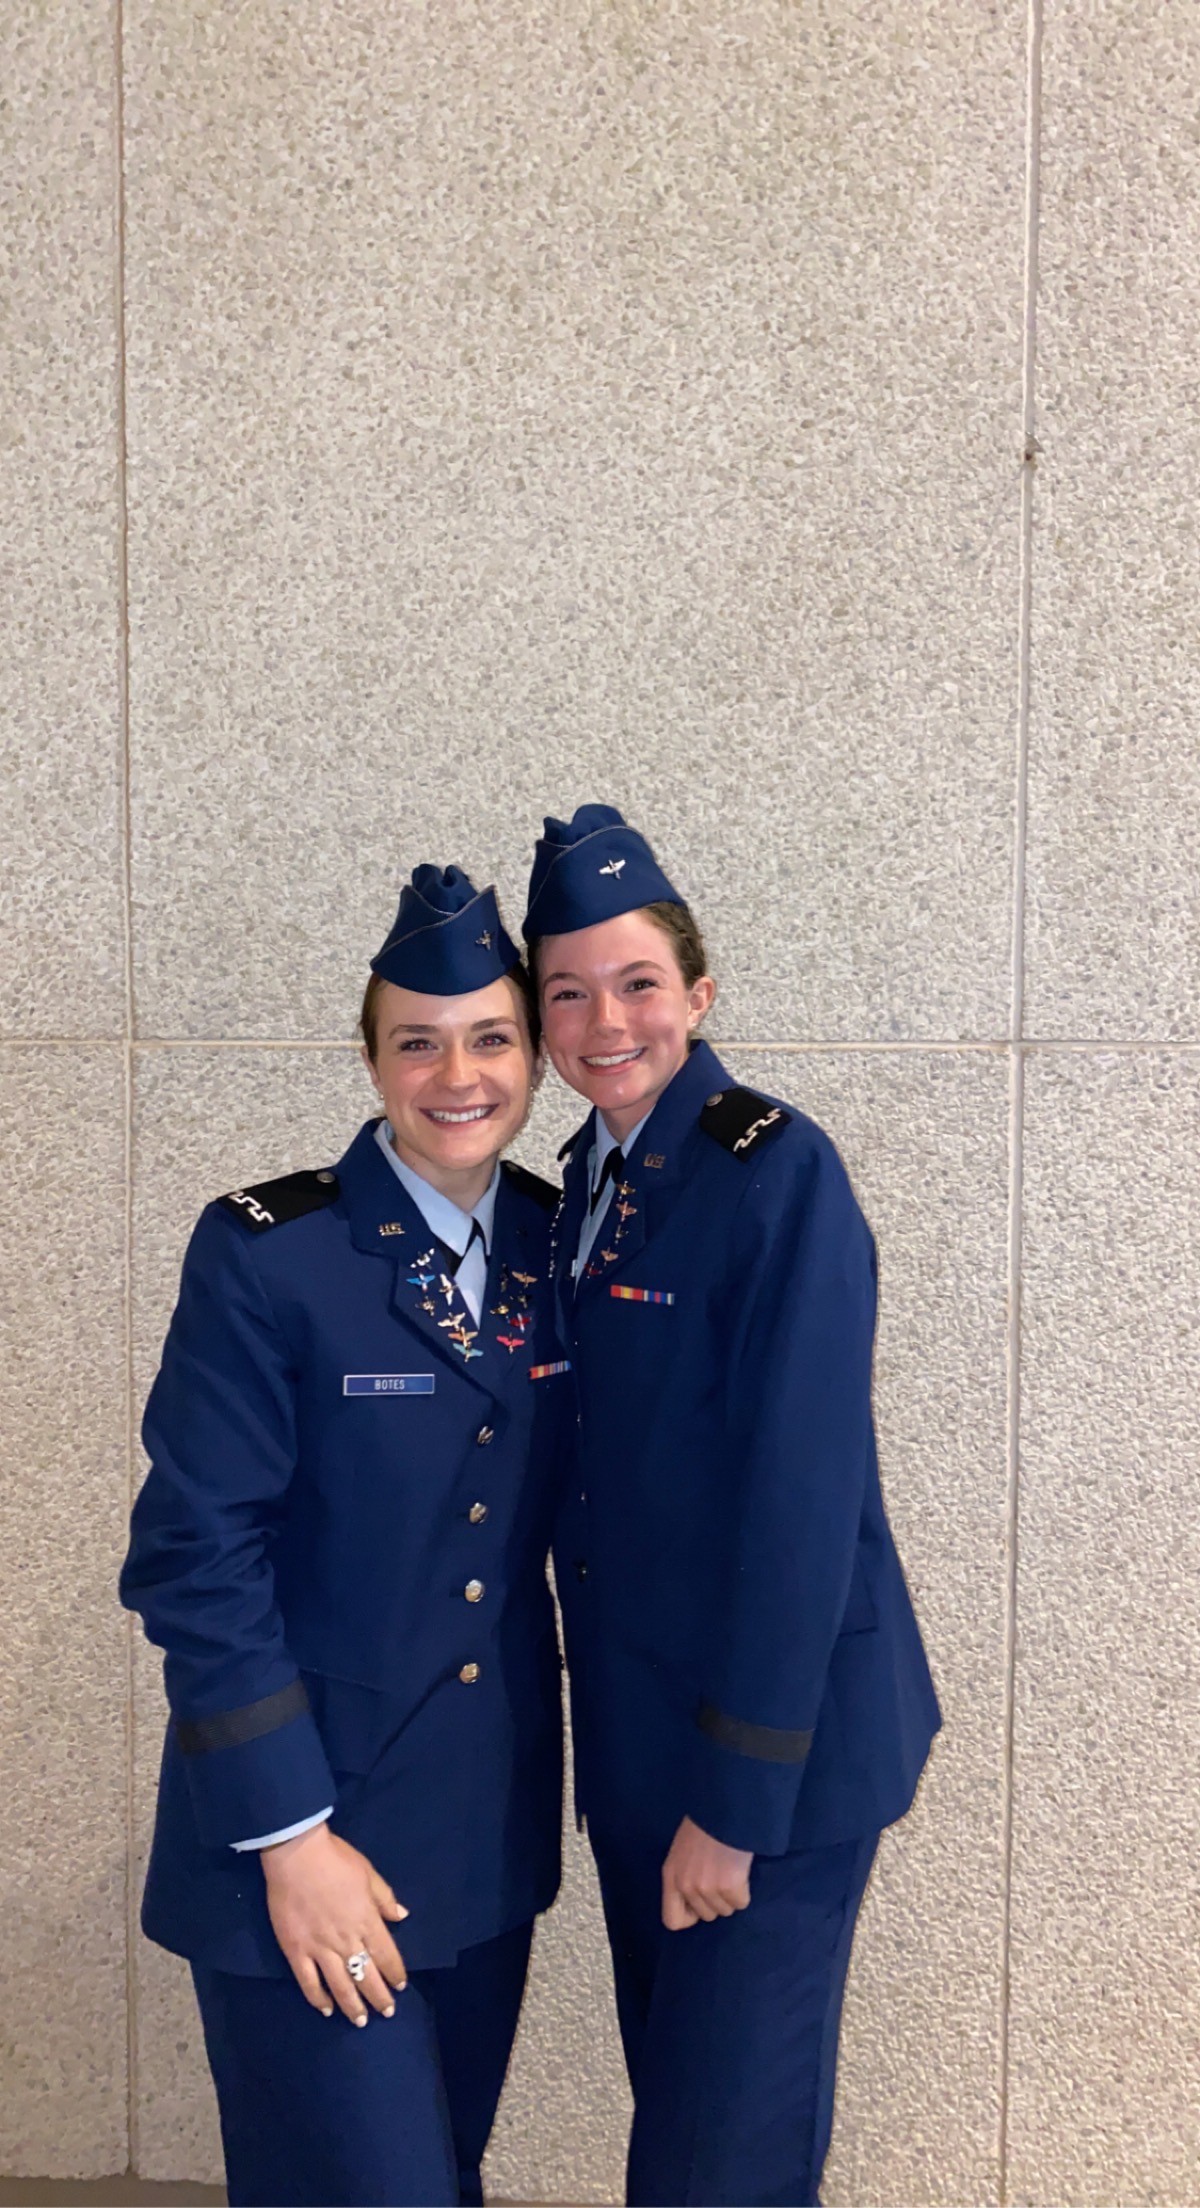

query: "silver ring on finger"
left=346, top=1950, right=370, bottom=1984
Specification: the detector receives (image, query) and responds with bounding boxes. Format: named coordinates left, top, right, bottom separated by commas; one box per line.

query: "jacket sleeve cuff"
left=178, top=1683, right=337, bottom=1850
left=684, top=1703, right=811, bottom=1856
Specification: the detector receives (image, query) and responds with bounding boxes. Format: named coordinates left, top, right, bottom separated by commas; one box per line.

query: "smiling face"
left=362, top=973, right=536, bottom=1206
left=538, top=909, right=716, bottom=1141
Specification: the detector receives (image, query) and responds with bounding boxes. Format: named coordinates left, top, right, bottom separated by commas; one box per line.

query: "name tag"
left=343, top=1374, right=436, bottom=1396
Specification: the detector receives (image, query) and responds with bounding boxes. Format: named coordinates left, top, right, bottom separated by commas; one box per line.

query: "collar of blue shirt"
left=589, top=1107, right=652, bottom=1199
left=374, top=1118, right=499, bottom=1259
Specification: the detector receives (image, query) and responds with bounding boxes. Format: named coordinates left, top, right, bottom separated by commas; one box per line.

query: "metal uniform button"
left=476, top=1425, right=494, bottom=1446
left=468, top=1502, right=488, bottom=1524
left=574, top=1559, right=588, bottom=1582
left=459, top=1662, right=481, bottom=1684
left=464, top=1578, right=485, bottom=1603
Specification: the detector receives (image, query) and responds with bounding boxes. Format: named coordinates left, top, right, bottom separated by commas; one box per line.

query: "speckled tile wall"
left=0, top=1051, right=128, bottom=2176
left=3, top=0, right=1199, bottom=2200
left=0, top=3, right=124, bottom=1033
left=1008, top=1054, right=1200, bottom=2205
left=120, top=0, right=1025, bottom=1046
left=1026, top=2, right=1200, bottom=1042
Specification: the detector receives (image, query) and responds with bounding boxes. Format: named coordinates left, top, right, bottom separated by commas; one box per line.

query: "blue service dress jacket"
left=121, top=1119, right=568, bottom=1976
left=552, top=1040, right=941, bottom=1860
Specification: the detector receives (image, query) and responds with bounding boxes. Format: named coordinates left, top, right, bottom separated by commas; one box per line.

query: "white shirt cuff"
left=231, top=1807, right=333, bottom=1852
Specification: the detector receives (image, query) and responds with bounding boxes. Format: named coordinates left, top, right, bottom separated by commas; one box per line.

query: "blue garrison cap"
left=370, top=865, right=521, bottom=996
left=522, top=805, right=684, bottom=941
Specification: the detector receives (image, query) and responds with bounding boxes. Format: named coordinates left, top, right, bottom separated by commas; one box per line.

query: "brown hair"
left=359, top=961, right=541, bottom=1060
left=528, top=900, right=711, bottom=992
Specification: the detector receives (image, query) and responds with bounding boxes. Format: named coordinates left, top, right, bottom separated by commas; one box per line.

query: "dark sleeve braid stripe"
left=697, top=1700, right=813, bottom=1765
left=176, top=1678, right=311, bottom=1756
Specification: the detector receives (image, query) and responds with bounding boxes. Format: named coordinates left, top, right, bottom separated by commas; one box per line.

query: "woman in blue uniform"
left=121, top=865, right=568, bottom=2208
left=522, top=806, right=941, bottom=2208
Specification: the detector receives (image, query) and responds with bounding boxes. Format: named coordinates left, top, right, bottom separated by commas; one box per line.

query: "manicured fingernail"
left=354, top=2014, right=367, bottom=2028
left=321, top=2007, right=333, bottom=2018
left=396, top=1906, right=409, bottom=1919
left=383, top=2004, right=395, bottom=2018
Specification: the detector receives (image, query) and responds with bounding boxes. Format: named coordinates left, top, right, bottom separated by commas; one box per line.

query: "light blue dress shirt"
left=232, top=1124, right=500, bottom=1852
left=373, top=1119, right=499, bottom=1326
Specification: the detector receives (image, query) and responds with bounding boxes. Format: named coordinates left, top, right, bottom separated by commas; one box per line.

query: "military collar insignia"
left=406, top=1240, right=541, bottom=1366
left=699, top=1087, right=791, bottom=1159
left=583, top=1173, right=638, bottom=1282
left=407, top=1249, right=440, bottom=1303
left=490, top=1261, right=537, bottom=1354
left=643, top=1152, right=666, bottom=1169
left=547, top=1183, right=569, bottom=1287
left=407, top=1246, right=484, bottom=1360
left=378, top=1221, right=406, bottom=1237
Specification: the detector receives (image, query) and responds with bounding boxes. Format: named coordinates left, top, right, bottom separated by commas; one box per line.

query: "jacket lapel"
left=573, top=1149, right=647, bottom=1304
left=572, top=1041, right=733, bottom=1307
left=554, top=1118, right=595, bottom=1338
left=477, top=1168, right=549, bottom=1383
left=336, top=1122, right=492, bottom=1395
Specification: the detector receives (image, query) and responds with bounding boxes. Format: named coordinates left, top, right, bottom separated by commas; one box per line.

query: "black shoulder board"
left=503, top=1161, right=560, bottom=1212
left=699, top=1087, right=791, bottom=1160
left=217, top=1168, right=340, bottom=1234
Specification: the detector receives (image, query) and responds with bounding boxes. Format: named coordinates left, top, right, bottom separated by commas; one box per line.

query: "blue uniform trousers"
left=589, top=1829, right=879, bottom=2208
left=192, top=1918, right=532, bottom=2207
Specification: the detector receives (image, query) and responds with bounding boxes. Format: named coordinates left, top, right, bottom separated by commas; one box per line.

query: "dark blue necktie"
left=435, top=1216, right=486, bottom=1276
left=590, top=1144, right=623, bottom=1216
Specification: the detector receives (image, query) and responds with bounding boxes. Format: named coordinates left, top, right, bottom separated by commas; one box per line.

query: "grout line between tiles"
left=111, top=0, right=139, bottom=2175
left=999, top=0, right=1044, bottom=2197
left=5, top=1035, right=1200, bottom=1053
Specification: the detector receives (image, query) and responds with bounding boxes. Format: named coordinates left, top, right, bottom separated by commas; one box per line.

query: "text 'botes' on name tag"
left=343, top=1374, right=436, bottom=1396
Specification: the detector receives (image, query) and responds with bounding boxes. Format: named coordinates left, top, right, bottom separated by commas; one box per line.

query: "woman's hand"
left=661, top=1815, right=753, bottom=1930
left=261, top=1822, right=409, bottom=2023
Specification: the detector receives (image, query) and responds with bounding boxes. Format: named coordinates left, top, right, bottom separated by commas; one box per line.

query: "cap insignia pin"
left=477, top=930, right=493, bottom=948
left=599, top=858, right=626, bottom=877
